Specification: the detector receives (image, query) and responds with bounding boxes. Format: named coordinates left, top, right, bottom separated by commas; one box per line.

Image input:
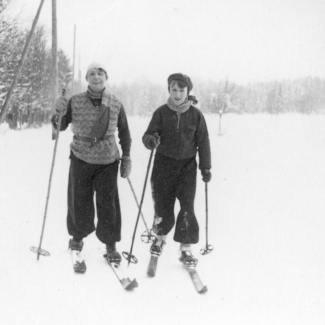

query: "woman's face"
left=169, top=82, right=187, bottom=106
left=87, top=68, right=107, bottom=92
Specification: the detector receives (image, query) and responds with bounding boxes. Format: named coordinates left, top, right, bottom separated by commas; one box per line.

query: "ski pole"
left=122, top=149, right=155, bottom=266
left=126, top=177, right=155, bottom=243
left=200, top=182, right=214, bottom=255
left=30, top=89, right=66, bottom=260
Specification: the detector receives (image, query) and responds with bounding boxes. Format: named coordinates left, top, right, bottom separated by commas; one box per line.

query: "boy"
left=142, top=73, right=211, bottom=267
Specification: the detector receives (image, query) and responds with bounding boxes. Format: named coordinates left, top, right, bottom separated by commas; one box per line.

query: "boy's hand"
left=201, top=169, right=212, bottom=183
left=144, top=133, right=160, bottom=150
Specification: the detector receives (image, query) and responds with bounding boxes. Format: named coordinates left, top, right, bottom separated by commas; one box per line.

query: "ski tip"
left=121, top=278, right=138, bottom=290
left=199, top=285, right=208, bottom=294
left=147, top=268, right=156, bottom=277
left=74, top=261, right=87, bottom=273
left=147, top=255, right=158, bottom=277
left=126, top=278, right=138, bottom=290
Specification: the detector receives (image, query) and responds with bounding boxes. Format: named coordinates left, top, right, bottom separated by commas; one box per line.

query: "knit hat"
left=85, top=62, right=108, bottom=80
left=167, top=73, right=193, bottom=92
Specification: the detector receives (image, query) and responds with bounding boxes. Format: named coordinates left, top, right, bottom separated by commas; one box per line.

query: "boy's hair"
left=167, top=73, right=193, bottom=94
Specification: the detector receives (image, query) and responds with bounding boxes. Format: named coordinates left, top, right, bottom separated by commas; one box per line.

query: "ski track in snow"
left=1, top=114, right=325, bottom=325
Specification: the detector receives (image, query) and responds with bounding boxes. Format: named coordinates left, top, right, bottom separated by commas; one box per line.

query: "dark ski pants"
left=151, top=153, right=199, bottom=244
left=67, top=152, right=121, bottom=245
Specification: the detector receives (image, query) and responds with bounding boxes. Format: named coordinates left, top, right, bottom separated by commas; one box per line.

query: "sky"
left=5, top=0, right=325, bottom=85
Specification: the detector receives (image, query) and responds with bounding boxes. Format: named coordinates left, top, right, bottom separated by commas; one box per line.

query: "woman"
left=142, top=73, right=211, bottom=267
left=52, top=62, right=131, bottom=269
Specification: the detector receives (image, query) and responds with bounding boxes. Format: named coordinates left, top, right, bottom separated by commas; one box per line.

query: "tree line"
left=111, top=76, right=325, bottom=117
left=0, top=0, right=73, bottom=130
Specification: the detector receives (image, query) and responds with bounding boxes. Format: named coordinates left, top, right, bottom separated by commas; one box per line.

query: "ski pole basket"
left=200, top=244, right=214, bottom=255
left=122, top=252, right=138, bottom=264
left=30, top=246, right=50, bottom=257
left=141, top=229, right=156, bottom=243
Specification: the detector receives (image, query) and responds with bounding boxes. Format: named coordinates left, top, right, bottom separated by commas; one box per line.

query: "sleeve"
left=117, top=104, right=132, bottom=157
left=196, top=111, right=211, bottom=170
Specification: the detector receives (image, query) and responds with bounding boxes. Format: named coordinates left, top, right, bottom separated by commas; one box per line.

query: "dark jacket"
left=143, top=104, right=211, bottom=170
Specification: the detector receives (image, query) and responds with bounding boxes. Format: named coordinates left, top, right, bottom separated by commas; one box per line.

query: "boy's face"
left=86, top=68, right=107, bottom=92
left=169, top=82, right=187, bottom=106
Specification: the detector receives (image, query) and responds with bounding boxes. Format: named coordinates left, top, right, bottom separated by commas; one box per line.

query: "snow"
left=1, top=113, right=325, bottom=325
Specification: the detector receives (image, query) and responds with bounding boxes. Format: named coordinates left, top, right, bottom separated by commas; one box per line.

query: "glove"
left=120, top=156, right=131, bottom=178
left=55, top=96, right=68, bottom=115
left=144, top=133, right=160, bottom=150
left=51, top=113, right=59, bottom=128
left=201, top=169, right=212, bottom=183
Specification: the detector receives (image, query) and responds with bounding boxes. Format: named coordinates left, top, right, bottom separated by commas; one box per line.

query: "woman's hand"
left=120, top=156, right=132, bottom=178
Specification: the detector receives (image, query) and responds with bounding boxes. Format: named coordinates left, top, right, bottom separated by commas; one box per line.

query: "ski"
left=104, top=254, right=138, bottom=290
left=183, top=265, right=207, bottom=294
left=147, top=253, right=206, bottom=293
left=70, top=250, right=87, bottom=273
left=147, top=255, right=158, bottom=277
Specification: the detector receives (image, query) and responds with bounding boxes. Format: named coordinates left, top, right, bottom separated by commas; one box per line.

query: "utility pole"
left=78, top=53, right=81, bottom=93
left=51, top=0, right=58, bottom=140
left=0, top=0, right=46, bottom=126
left=72, top=24, right=76, bottom=94
left=52, top=0, right=58, bottom=108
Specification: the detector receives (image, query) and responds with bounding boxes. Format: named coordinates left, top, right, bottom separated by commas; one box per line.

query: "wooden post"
left=78, top=53, right=81, bottom=93
left=51, top=0, right=59, bottom=140
left=52, top=0, right=58, bottom=106
left=72, top=24, right=76, bottom=94
left=0, top=0, right=46, bottom=126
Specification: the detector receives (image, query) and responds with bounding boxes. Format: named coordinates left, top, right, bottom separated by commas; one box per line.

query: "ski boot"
left=150, top=236, right=166, bottom=257
left=69, top=238, right=86, bottom=273
left=106, top=243, right=122, bottom=265
left=68, top=238, right=84, bottom=251
left=179, top=244, right=198, bottom=267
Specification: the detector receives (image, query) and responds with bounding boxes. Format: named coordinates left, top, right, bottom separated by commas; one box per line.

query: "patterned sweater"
left=59, top=92, right=131, bottom=165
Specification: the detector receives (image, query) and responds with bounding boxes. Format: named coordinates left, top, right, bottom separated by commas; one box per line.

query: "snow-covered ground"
left=1, top=113, right=325, bottom=325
